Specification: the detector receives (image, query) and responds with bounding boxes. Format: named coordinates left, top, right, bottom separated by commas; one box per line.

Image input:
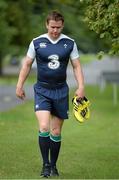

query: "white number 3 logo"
left=48, top=54, right=60, bottom=69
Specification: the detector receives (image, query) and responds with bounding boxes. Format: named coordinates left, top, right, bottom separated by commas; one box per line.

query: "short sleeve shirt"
left=27, top=33, right=79, bottom=84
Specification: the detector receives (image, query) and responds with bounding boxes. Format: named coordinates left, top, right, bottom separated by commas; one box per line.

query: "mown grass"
left=80, top=54, right=97, bottom=64
left=0, top=85, right=119, bottom=179
left=0, top=73, right=36, bottom=85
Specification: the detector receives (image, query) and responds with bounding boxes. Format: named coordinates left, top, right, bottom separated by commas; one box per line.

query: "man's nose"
left=54, top=28, right=58, bottom=32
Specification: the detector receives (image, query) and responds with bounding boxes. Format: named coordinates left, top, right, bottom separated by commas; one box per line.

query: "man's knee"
left=50, top=127, right=61, bottom=136
left=40, top=126, right=49, bottom=132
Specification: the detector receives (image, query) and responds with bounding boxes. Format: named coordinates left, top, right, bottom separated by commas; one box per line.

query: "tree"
left=54, top=0, right=109, bottom=53
left=0, top=0, right=15, bottom=75
left=84, top=0, right=119, bottom=55
left=0, top=0, right=38, bottom=75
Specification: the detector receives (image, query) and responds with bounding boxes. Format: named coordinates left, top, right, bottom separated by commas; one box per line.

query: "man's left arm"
left=71, top=58, right=85, bottom=98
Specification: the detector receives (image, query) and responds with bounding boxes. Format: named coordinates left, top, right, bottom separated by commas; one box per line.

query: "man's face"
left=46, top=20, right=64, bottom=40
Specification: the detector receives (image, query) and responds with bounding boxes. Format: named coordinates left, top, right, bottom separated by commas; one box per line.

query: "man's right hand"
left=16, top=87, right=25, bottom=100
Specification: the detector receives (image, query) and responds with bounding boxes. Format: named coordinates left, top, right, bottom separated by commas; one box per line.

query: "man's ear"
left=61, top=23, right=64, bottom=30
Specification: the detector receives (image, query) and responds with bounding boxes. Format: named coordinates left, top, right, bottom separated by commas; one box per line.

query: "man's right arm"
left=16, top=56, right=33, bottom=100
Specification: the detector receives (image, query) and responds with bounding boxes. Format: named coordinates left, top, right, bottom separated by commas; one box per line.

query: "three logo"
left=48, top=54, right=60, bottom=70
left=39, top=42, right=67, bottom=70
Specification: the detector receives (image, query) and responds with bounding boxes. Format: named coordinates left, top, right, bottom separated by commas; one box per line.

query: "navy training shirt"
left=27, top=34, right=79, bottom=86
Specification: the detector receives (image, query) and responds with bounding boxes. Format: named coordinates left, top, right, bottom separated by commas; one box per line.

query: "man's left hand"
left=75, top=87, right=85, bottom=98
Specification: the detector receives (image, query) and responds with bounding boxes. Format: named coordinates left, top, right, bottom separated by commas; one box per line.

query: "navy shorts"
left=34, top=83, right=69, bottom=119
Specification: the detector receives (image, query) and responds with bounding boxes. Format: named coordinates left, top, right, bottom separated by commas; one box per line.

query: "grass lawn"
left=0, top=85, right=119, bottom=179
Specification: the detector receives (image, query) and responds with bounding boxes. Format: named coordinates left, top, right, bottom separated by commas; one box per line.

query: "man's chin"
left=53, top=34, right=60, bottom=39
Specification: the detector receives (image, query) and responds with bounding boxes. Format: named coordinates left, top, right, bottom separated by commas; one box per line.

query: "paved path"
left=0, top=56, right=119, bottom=112
left=0, top=67, right=76, bottom=112
left=83, top=56, right=119, bottom=84
left=0, top=85, right=33, bottom=112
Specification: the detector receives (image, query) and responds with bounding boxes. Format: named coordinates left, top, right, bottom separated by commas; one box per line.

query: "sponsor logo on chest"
left=39, top=43, right=47, bottom=48
left=48, top=54, right=60, bottom=70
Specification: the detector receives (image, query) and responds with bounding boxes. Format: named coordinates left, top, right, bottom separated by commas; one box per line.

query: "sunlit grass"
left=0, top=73, right=36, bottom=85
left=80, top=53, right=97, bottom=64
left=0, top=85, right=119, bottom=179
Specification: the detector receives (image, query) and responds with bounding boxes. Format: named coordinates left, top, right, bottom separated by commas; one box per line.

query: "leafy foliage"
left=0, top=0, right=40, bottom=74
left=84, top=0, right=119, bottom=55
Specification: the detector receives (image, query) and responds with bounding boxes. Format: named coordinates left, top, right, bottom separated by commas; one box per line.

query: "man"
left=16, top=10, right=85, bottom=178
